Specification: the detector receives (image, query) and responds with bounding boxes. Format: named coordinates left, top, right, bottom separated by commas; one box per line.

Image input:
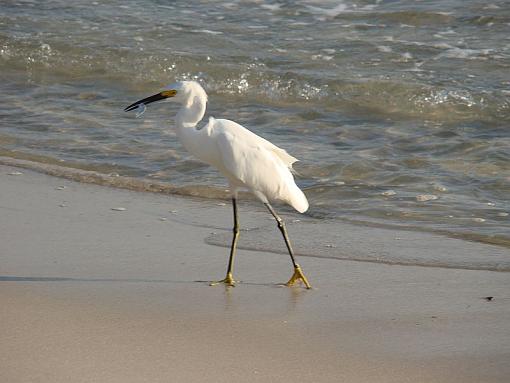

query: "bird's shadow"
left=190, top=279, right=291, bottom=288
left=0, top=276, right=304, bottom=289
left=2, top=276, right=312, bottom=314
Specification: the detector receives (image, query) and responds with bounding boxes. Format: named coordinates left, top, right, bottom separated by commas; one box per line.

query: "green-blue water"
left=1, top=0, right=509, bottom=250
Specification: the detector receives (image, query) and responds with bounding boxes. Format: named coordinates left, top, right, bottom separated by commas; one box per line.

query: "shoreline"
left=2, top=155, right=510, bottom=253
left=1, top=156, right=509, bottom=272
left=1, top=164, right=510, bottom=382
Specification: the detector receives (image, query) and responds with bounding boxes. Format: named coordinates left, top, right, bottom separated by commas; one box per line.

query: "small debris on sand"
left=8, top=171, right=23, bottom=176
left=416, top=194, right=438, bottom=202
left=111, top=207, right=127, bottom=211
left=433, top=184, right=448, bottom=192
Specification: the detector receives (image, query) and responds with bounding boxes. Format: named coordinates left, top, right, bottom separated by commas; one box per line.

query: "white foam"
left=191, top=29, right=223, bottom=35
left=306, top=3, right=348, bottom=18
left=377, top=45, right=392, bottom=53
left=260, top=3, right=281, bottom=11
left=311, top=54, right=333, bottom=61
left=437, top=47, right=492, bottom=60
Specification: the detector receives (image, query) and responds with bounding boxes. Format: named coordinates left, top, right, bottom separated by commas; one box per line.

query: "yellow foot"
left=285, top=265, right=312, bottom=289
left=210, top=272, right=237, bottom=287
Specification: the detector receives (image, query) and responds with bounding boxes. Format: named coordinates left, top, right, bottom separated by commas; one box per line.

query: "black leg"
left=211, top=198, right=239, bottom=286
left=226, top=197, right=240, bottom=275
left=265, top=203, right=311, bottom=289
left=265, top=203, right=298, bottom=267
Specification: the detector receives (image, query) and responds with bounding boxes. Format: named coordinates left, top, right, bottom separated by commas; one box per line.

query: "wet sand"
left=1, top=164, right=509, bottom=382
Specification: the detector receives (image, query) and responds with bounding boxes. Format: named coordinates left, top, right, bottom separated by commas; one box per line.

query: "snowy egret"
left=125, top=81, right=311, bottom=288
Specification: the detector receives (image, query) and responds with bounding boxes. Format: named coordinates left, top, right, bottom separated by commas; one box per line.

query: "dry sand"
left=1, top=164, right=509, bottom=382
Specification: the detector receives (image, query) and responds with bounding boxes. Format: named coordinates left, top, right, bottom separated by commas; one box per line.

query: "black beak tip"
left=124, top=103, right=140, bottom=112
left=124, top=92, right=168, bottom=113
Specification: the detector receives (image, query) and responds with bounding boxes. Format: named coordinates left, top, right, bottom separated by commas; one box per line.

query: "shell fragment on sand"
left=416, top=194, right=438, bottom=202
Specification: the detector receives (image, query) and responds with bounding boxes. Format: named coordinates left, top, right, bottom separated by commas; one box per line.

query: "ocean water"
left=1, top=0, right=509, bottom=253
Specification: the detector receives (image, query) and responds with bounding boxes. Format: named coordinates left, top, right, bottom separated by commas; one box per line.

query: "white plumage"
left=125, top=80, right=311, bottom=288
left=199, top=117, right=308, bottom=213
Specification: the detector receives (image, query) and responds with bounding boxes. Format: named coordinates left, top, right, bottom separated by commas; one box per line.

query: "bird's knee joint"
left=277, top=220, right=285, bottom=229
left=233, top=226, right=240, bottom=234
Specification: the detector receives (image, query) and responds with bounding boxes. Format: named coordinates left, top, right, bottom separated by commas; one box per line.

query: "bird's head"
left=124, top=80, right=207, bottom=113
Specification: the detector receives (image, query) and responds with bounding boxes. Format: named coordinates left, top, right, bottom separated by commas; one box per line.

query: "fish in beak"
left=124, top=89, right=177, bottom=112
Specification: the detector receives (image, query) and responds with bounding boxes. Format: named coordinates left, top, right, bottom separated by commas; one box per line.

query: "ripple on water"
left=1, top=0, right=509, bottom=251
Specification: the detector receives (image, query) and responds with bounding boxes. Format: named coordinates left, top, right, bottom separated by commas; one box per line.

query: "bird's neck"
left=174, top=94, right=207, bottom=156
left=175, top=95, right=206, bottom=130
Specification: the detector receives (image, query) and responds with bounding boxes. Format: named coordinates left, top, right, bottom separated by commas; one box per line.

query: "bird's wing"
left=213, top=118, right=298, bottom=169
left=216, top=129, right=279, bottom=187
left=213, top=119, right=308, bottom=212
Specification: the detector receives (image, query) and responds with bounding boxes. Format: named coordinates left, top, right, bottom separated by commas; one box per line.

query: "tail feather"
left=288, top=185, right=309, bottom=213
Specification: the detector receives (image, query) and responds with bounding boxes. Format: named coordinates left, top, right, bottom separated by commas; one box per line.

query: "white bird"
left=125, top=81, right=311, bottom=288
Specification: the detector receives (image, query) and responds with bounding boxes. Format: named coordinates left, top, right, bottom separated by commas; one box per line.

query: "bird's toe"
left=284, top=265, right=312, bottom=289
left=210, top=273, right=237, bottom=287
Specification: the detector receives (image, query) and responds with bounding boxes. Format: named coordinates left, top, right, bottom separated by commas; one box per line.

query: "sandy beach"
left=1, top=164, right=509, bottom=382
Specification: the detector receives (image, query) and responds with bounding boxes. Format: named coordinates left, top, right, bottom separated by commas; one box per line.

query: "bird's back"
left=207, top=118, right=309, bottom=213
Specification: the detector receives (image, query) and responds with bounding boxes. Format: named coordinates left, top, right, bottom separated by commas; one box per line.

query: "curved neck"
left=176, top=94, right=206, bottom=129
